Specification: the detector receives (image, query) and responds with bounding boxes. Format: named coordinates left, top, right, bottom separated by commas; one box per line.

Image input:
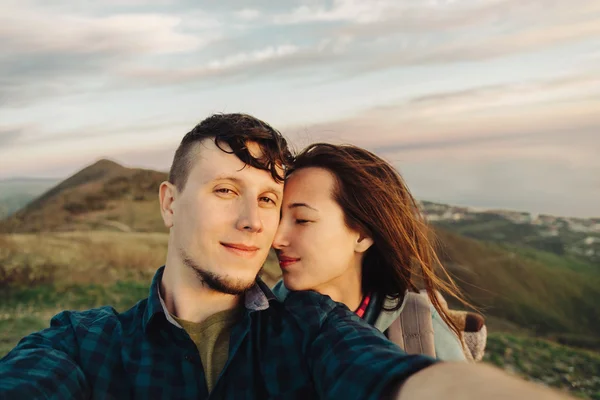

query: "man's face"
left=165, top=139, right=283, bottom=293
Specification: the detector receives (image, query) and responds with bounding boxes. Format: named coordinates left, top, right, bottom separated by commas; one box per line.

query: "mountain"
left=433, top=229, right=599, bottom=339
left=420, top=201, right=600, bottom=265
left=0, top=177, right=58, bottom=219
left=0, top=159, right=168, bottom=233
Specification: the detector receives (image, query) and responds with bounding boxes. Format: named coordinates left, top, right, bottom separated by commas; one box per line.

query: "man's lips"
left=220, top=242, right=260, bottom=257
left=278, top=255, right=300, bottom=268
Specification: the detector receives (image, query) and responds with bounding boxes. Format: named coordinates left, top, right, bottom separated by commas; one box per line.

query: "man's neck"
left=160, top=263, right=243, bottom=324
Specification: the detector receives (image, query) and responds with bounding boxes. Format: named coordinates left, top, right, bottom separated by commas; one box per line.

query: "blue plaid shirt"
left=0, top=266, right=436, bottom=399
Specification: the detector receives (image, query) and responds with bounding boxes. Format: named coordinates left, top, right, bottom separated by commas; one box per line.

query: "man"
left=1, top=113, right=570, bottom=399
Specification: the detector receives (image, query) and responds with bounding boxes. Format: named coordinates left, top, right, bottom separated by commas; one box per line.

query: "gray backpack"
left=386, top=291, right=486, bottom=362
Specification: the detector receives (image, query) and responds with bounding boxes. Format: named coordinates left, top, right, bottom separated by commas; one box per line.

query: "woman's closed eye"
left=295, top=219, right=312, bottom=225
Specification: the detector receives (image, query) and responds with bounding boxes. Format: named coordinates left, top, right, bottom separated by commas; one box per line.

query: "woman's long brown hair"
left=289, top=143, right=473, bottom=339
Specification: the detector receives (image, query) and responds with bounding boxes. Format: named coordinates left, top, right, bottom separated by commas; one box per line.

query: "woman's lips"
left=278, top=255, right=300, bottom=269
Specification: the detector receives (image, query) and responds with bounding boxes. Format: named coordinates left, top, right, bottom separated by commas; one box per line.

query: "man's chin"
left=180, top=248, right=260, bottom=295
left=196, top=268, right=257, bottom=295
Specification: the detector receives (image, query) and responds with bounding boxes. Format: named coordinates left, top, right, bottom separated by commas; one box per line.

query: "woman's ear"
left=354, top=234, right=374, bottom=253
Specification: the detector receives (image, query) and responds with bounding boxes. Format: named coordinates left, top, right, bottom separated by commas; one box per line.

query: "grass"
left=0, top=281, right=150, bottom=356
left=0, top=231, right=165, bottom=356
left=484, top=332, right=600, bottom=399
left=435, top=230, right=600, bottom=338
left=496, top=242, right=599, bottom=275
left=432, top=215, right=600, bottom=265
left=0, top=231, right=168, bottom=286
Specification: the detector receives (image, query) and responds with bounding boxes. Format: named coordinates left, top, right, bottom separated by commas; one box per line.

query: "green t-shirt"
left=172, top=308, right=241, bottom=392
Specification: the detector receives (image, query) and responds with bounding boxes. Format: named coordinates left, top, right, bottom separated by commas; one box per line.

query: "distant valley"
left=0, top=178, right=58, bottom=219
left=421, top=201, right=600, bottom=266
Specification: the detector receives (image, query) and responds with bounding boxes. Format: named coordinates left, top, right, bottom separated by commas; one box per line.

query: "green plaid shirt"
left=0, top=266, right=436, bottom=399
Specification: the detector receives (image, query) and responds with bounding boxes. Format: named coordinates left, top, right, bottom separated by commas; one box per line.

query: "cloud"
left=398, top=156, right=600, bottom=218
left=266, top=0, right=600, bottom=78
left=0, top=2, right=219, bottom=107
left=234, top=8, right=261, bottom=20
left=2, top=0, right=599, bottom=107
left=120, top=0, right=600, bottom=87
left=406, top=73, right=600, bottom=114
left=119, top=44, right=302, bottom=84
left=0, top=8, right=207, bottom=56
left=0, top=126, right=25, bottom=147
left=371, top=127, right=600, bottom=169
left=0, top=118, right=186, bottom=179
left=282, top=70, right=600, bottom=169
left=273, top=0, right=399, bottom=24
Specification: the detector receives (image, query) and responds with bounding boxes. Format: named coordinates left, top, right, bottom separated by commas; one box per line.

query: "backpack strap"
left=386, top=292, right=436, bottom=358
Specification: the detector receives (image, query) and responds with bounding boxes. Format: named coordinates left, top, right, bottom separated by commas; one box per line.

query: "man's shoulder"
left=51, top=298, right=148, bottom=335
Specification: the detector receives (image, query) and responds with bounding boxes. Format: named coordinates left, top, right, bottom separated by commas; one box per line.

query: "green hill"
left=426, top=207, right=600, bottom=265
left=434, top=229, right=600, bottom=338
left=1, top=160, right=167, bottom=233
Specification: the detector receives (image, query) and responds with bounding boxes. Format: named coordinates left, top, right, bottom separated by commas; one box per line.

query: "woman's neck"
left=314, top=265, right=364, bottom=313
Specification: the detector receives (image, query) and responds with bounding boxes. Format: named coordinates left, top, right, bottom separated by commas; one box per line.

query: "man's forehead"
left=246, top=141, right=264, bottom=159
left=191, top=140, right=283, bottom=190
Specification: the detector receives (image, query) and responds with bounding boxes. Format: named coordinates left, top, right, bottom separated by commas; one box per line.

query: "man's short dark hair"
left=169, top=113, right=293, bottom=192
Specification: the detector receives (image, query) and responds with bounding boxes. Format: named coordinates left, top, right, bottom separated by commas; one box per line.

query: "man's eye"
left=260, top=197, right=276, bottom=205
left=215, top=188, right=235, bottom=195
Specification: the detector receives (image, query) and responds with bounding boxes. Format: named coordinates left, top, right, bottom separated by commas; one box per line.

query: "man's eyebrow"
left=213, top=175, right=243, bottom=185
left=264, top=184, right=283, bottom=199
left=288, top=202, right=319, bottom=212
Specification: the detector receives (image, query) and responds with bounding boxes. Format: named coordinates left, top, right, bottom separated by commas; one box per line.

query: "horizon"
left=1, top=1, right=599, bottom=218
left=1, top=157, right=598, bottom=220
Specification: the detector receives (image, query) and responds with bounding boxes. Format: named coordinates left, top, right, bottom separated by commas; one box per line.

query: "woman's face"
left=273, top=167, right=371, bottom=293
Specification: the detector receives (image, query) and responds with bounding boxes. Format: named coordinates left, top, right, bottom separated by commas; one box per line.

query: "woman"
left=272, top=143, right=484, bottom=361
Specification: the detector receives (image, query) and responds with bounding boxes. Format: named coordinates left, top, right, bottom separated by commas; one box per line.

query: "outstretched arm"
left=392, top=362, right=572, bottom=400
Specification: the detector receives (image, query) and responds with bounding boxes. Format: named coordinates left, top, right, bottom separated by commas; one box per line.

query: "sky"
left=0, top=0, right=599, bottom=217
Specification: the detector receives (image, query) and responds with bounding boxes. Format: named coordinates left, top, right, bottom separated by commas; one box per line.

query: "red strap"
left=355, top=293, right=371, bottom=319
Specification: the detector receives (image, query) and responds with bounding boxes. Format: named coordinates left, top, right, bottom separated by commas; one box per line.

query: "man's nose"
left=236, top=198, right=263, bottom=233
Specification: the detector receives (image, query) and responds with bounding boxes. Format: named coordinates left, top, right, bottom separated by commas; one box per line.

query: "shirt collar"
left=144, top=266, right=275, bottom=333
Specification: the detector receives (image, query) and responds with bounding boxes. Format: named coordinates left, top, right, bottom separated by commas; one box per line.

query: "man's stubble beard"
left=179, top=247, right=260, bottom=295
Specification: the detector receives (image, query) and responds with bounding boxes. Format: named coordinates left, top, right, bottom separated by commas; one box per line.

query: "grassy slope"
left=432, top=215, right=600, bottom=265
left=435, top=229, right=600, bottom=338
left=1, top=161, right=168, bottom=233
left=484, top=333, right=600, bottom=399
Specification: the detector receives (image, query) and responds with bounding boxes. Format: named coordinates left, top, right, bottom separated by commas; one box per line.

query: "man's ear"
left=159, top=181, right=177, bottom=229
left=354, top=234, right=374, bottom=253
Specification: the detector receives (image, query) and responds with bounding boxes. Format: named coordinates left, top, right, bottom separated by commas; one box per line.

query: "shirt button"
left=184, top=355, right=193, bottom=362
